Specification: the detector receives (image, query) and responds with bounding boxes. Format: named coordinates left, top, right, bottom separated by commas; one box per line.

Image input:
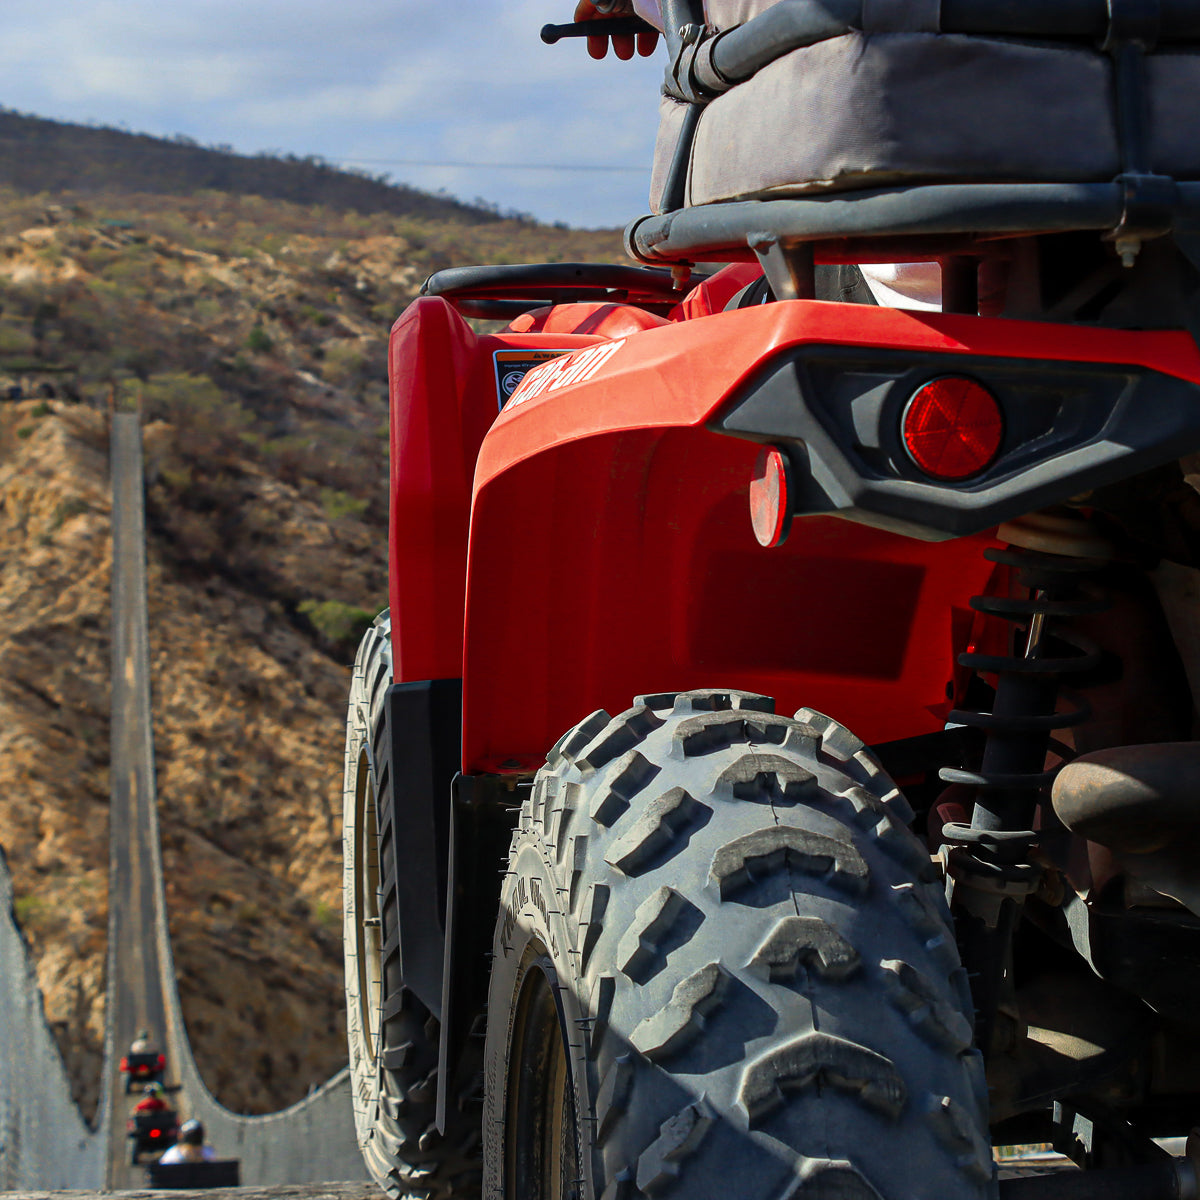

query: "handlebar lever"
left=540, top=17, right=657, bottom=43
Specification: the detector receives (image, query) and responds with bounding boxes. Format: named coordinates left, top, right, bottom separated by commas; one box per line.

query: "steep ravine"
left=0, top=399, right=373, bottom=1115
left=0, top=194, right=621, bottom=1116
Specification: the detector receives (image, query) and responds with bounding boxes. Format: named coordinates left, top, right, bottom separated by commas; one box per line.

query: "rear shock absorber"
left=939, top=511, right=1113, bottom=1054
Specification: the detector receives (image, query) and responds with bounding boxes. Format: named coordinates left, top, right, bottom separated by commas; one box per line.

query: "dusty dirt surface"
left=5, top=1186, right=388, bottom=1200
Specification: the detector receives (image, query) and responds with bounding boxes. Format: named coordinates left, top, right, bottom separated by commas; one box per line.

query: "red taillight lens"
left=902, top=376, right=1003, bottom=480
left=119, top=1057, right=128, bottom=1071
left=150, top=1129, right=161, bottom=1138
left=749, top=446, right=792, bottom=547
left=157, top=1054, right=166, bottom=1068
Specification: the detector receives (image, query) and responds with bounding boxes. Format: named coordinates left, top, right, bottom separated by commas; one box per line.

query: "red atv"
left=127, top=1109, right=177, bottom=1166
left=342, top=4, right=1200, bottom=1198
left=120, top=1049, right=167, bottom=1094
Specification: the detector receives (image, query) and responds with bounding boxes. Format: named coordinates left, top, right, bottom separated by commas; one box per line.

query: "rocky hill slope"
left=0, top=186, right=621, bottom=1119
left=0, top=107, right=517, bottom=224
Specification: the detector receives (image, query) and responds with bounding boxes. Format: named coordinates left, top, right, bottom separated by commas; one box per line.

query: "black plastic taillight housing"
left=715, top=345, right=1200, bottom=539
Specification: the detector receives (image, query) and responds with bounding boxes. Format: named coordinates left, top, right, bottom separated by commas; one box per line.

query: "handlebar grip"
left=540, top=17, right=657, bottom=43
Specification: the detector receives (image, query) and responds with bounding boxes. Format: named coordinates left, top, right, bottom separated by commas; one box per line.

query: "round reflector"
left=749, top=446, right=792, bottom=548
left=902, top=376, right=1003, bottom=480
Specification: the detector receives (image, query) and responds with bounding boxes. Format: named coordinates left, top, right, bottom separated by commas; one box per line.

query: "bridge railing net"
left=0, top=848, right=106, bottom=1191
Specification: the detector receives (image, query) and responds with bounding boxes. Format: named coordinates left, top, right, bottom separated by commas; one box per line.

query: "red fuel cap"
left=902, top=376, right=1004, bottom=481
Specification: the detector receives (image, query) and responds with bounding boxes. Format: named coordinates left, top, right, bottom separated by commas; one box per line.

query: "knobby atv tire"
left=343, top=613, right=482, bottom=1199
left=484, top=690, right=994, bottom=1200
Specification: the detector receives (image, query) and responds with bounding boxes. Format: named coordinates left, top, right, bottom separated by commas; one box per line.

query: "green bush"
left=319, top=487, right=368, bottom=520
left=12, top=894, right=43, bottom=925
left=300, top=304, right=333, bottom=328
left=16, top=425, right=33, bottom=438
left=321, top=340, right=366, bottom=386
left=298, top=598, right=376, bottom=647
left=0, top=323, right=34, bottom=355
left=246, top=324, right=273, bottom=353
left=159, top=465, right=193, bottom=492
left=50, top=497, right=89, bottom=529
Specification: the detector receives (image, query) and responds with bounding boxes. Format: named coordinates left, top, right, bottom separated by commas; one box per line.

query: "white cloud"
left=0, top=0, right=668, bottom=225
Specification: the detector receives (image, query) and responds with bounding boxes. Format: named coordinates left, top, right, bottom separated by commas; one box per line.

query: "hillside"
left=0, top=108, right=518, bottom=225
left=0, top=184, right=624, bottom=1118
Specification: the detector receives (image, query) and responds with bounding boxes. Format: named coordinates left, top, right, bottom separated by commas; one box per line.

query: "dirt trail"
left=7, top=1185, right=387, bottom=1200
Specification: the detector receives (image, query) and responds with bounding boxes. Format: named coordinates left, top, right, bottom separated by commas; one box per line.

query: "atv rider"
left=573, top=0, right=658, bottom=58
left=572, top=0, right=944, bottom=309
left=158, top=1119, right=215, bottom=1164
left=133, top=1082, right=169, bottom=1114
left=130, top=1027, right=154, bottom=1056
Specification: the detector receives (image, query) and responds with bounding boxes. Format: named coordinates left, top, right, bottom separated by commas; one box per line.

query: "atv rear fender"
left=461, top=300, right=1200, bottom=773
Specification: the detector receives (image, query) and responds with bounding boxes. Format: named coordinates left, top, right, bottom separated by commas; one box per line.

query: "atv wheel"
left=484, top=690, right=993, bottom=1200
left=343, top=612, right=482, bottom=1198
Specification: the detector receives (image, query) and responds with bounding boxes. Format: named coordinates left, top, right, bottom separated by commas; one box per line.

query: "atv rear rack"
left=625, top=179, right=1200, bottom=316
left=421, top=261, right=705, bottom=319
left=627, top=180, right=1200, bottom=267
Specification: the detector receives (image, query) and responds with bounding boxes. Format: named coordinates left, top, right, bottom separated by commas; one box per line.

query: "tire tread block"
left=832, top=786, right=933, bottom=881
left=581, top=882, right=612, bottom=974
left=889, top=883, right=960, bottom=974
left=591, top=750, right=660, bottom=827
left=604, top=787, right=711, bottom=876
left=550, top=709, right=613, bottom=769
left=794, top=707, right=914, bottom=824
left=716, top=751, right=816, bottom=803
left=747, top=916, right=861, bottom=982
left=616, top=886, right=705, bottom=984
left=924, top=1094, right=995, bottom=1184
left=630, top=961, right=730, bottom=1060
left=777, top=1159, right=885, bottom=1200
left=671, top=689, right=776, bottom=715
left=577, top=706, right=665, bottom=774
left=881, top=959, right=973, bottom=1054
left=710, top=826, right=869, bottom=899
left=634, top=1099, right=715, bottom=1195
left=595, top=1054, right=634, bottom=1145
left=739, top=1032, right=907, bottom=1124
left=676, top=711, right=789, bottom=757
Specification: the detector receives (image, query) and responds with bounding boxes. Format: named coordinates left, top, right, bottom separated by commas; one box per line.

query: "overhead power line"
left=336, top=156, right=646, bottom=174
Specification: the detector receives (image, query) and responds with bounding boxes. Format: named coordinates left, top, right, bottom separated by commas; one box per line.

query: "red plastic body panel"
left=461, top=302, right=1200, bottom=772
left=386, top=289, right=1200, bottom=773
left=388, top=298, right=659, bottom=683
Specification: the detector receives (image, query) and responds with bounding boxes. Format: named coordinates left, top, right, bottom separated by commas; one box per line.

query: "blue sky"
left=0, top=1, right=666, bottom=228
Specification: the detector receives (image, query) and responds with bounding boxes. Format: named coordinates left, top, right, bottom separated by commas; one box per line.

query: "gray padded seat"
left=648, top=0, right=1200, bottom=213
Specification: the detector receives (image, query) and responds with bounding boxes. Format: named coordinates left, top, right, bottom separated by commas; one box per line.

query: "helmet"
left=135, top=1028, right=150, bottom=1041
left=143, top=1083, right=164, bottom=1097
left=180, top=1119, right=204, bottom=1145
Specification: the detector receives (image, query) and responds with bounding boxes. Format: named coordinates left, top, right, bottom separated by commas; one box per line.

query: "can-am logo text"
left=507, top=339, right=626, bottom=406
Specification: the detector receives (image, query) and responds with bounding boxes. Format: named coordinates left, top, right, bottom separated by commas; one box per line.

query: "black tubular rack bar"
left=421, top=263, right=696, bottom=315
left=423, top=262, right=684, bottom=299
left=624, top=181, right=1200, bottom=266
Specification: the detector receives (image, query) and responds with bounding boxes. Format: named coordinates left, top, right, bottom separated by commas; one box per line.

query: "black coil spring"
left=939, top=545, right=1111, bottom=794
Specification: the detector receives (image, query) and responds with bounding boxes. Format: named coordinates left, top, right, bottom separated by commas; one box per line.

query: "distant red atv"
left=119, top=1049, right=166, bottom=1094
left=127, top=1109, right=177, bottom=1166
left=342, top=4, right=1200, bottom=1199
